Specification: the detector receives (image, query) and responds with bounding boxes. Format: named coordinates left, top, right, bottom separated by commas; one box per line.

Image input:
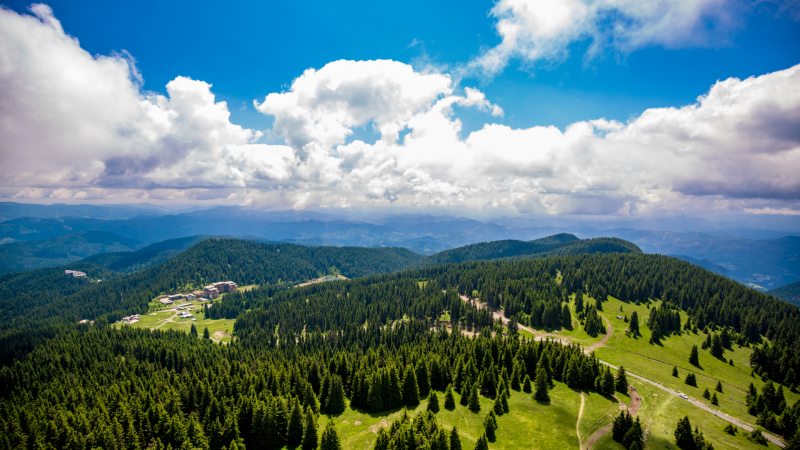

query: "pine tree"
left=402, top=365, right=420, bottom=406
left=493, top=394, right=503, bottom=415
left=325, top=376, right=346, bottom=414
left=711, top=392, right=719, bottom=406
left=629, top=311, right=640, bottom=336
left=522, top=375, right=532, bottom=393
left=450, top=426, right=463, bottom=450
left=561, top=304, right=571, bottom=328
left=575, top=291, right=584, bottom=313
left=203, top=327, right=210, bottom=340
left=710, top=334, right=724, bottom=358
left=685, top=373, right=697, bottom=387
left=190, top=324, right=198, bottom=338
left=703, top=388, right=710, bottom=399
left=602, top=367, right=615, bottom=396
left=616, top=366, right=628, bottom=393
left=674, top=416, right=694, bottom=449
left=483, top=411, right=497, bottom=441
left=300, top=407, right=318, bottom=450
left=416, top=362, right=431, bottom=396
left=427, top=391, right=440, bottom=413
left=534, top=366, right=549, bottom=402
left=286, top=401, right=304, bottom=446
left=689, top=345, right=699, bottom=366
left=474, top=432, right=489, bottom=450
left=319, top=373, right=331, bottom=408
left=468, top=382, right=481, bottom=411
left=715, top=381, right=723, bottom=393
left=444, top=384, right=456, bottom=409
left=460, top=376, right=472, bottom=406
left=622, top=416, right=643, bottom=449
left=319, top=421, right=342, bottom=450
left=673, top=366, right=679, bottom=377
left=510, top=363, right=521, bottom=391
left=374, top=429, right=390, bottom=450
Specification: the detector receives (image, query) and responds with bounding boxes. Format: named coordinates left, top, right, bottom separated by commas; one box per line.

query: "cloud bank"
left=468, top=0, right=742, bottom=77
left=1, top=5, right=799, bottom=215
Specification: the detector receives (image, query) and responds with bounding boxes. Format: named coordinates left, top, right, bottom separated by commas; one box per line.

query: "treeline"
left=409, top=234, right=640, bottom=269
left=0, top=321, right=607, bottom=450
left=0, top=239, right=423, bottom=327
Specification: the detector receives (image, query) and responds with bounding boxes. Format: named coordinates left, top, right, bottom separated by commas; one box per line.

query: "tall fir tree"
left=402, top=365, right=420, bottom=406
left=534, top=366, right=549, bottom=402
left=629, top=311, right=640, bottom=335
left=450, top=426, right=462, bottom=450
left=468, top=382, right=481, bottom=411
left=300, top=407, right=318, bottom=450
left=444, top=384, right=456, bottom=409
left=674, top=416, right=694, bottom=449
left=319, top=421, right=342, bottom=450
left=616, top=366, right=628, bottom=393
left=286, top=401, right=304, bottom=446
left=474, top=432, right=489, bottom=450
left=483, top=411, right=497, bottom=441
left=689, top=345, right=699, bottom=366
left=325, top=376, right=346, bottom=414
left=427, top=391, right=440, bottom=413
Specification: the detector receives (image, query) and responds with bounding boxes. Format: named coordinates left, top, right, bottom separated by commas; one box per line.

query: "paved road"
left=598, top=359, right=785, bottom=448
left=457, top=292, right=784, bottom=448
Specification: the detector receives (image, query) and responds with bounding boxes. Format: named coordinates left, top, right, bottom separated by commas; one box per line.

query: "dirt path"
left=577, top=392, right=586, bottom=449
left=583, top=315, right=614, bottom=354
left=458, top=294, right=540, bottom=336
left=582, top=384, right=642, bottom=449
left=153, top=310, right=178, bottom=329
left=597, top=359, right=784, bottom=448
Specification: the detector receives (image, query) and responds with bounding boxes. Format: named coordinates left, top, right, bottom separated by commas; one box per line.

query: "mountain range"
left=0, top=202, right=798, bottom=291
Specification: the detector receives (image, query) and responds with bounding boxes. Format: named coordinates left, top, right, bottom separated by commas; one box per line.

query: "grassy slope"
left=593, top=378, right=780, bottom=450
left=592, top=295, right=799, bottom=424
left=316, top=383, right=610, bottom=450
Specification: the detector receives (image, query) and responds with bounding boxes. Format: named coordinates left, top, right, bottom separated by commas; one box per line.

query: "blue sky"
left=5, top=0, right=798, bottom=132
left=1, top=0, right=799, bottom=215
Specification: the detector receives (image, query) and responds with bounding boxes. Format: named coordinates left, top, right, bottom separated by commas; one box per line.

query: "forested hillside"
left=81, top=234, right=277, bottom=273
left=0, top=231, right=144, bottom=275
left=2, top=250, right=799, bottom=449
left=769, top=279, right=800, bottom=305
left=409, top=234, right=640, bottom=269
left=0, top=239, right=422, bottom=330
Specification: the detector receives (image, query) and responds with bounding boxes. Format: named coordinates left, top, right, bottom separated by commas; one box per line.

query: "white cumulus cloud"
left=469, top=0, right=743, bottom=77
left=1, top=5, right=799, bottom=215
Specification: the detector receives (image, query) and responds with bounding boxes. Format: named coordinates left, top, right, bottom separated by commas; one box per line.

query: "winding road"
left=456, top=294, right=786, bottom=448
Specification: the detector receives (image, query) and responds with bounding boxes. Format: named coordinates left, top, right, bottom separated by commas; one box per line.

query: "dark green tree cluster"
left=647, top=303, right=681, bottom=341
left=745, top=381, right=800, bottom=438
left=583, top=304, right=605, bottom=337
left=611, top=410, right=644, bottom=450
left=373, top=410, right=451, bottom=450
left=674, top=416, right=714, bottom=450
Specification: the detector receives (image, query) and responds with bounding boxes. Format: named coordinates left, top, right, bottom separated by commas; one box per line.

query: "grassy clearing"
left=592, top=378, right=780, bottom=450
left=312, top=382, right=617, bottom=450
left=579, top=391, right=621, bottom=442
left=589, top=295, right=799, bottom=427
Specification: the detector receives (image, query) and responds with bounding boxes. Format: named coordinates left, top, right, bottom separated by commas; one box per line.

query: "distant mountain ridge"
left=0, top=231, right=144, bottom=275
left=1, top=203, right=797, bottom=290
left=409, top=234, right=641, bottom=269
left=769, top=280, right=800, bottom=306
left=668, top=255, right=730, bottom=276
